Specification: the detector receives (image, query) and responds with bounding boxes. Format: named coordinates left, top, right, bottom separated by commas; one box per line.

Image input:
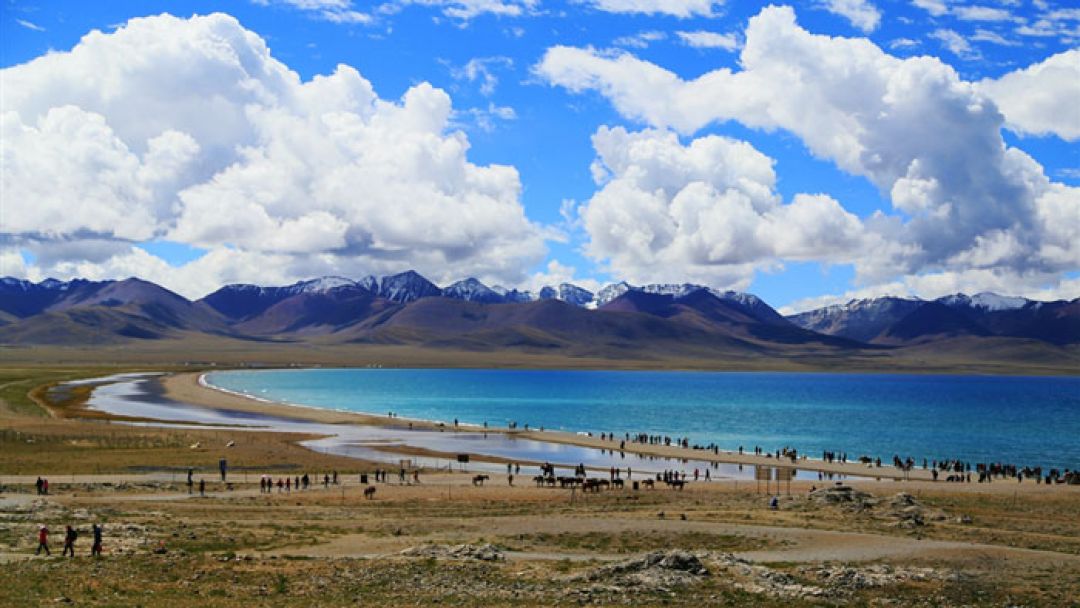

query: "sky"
left=1, top=0, right=1077, bottom=313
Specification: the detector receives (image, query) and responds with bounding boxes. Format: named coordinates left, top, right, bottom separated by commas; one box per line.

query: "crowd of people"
left=259, top=471, right=342, bottom=493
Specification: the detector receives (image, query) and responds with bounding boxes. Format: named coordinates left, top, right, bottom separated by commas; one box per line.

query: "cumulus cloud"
left=577, top=127, right=870, bottom=287
left=976, top=49, right=1080, bottom=141
left=537, top=5, right=1080, bottom=297
left=819, top=0, right=881, bottom=33
left=1, top=13, right=547, bottom=298
left=585, top=0, right=723, bottom=18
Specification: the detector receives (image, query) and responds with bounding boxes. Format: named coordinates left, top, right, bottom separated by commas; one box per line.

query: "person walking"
left=35, top=525, right=50, bottom=556
left=91, top=523, right=103, bottom=557
left=62, top=525, right=77, bottom=557
left=187, top=468, right=194, bottom=494
left=199, top=478, right=205, bottom=497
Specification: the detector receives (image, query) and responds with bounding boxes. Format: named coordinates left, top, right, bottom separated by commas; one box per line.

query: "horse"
left=534, top=475, right=547, bottom=487
left=472, top=475, right=490, bottom=486
left=640, top=479, right=655, bottom=490
left=611, top=478, right=624, bottom=489
left=668, top=479, right=686, bottom=491
left=363, top=486, right=376, bottom=500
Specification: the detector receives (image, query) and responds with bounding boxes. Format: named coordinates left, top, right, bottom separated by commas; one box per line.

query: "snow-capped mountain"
left=538, top=283, right=595, bottom=307
left=0, top=277, right=109, bottom=318
left=200, top=276, right=371, bottom=320
left=357, top=275, right=379, bottom=293
left=491, top=286, right=536, bottom=303
left=788, top=292, right=1079, bottom=345
left=595, top=282, right=632, bottom=306
left=938, top=292, right=1032, bottom=312
left=640, top=283, right=706, bottom=299
left=442, top=278, right=505, bottom=303
left=378, top=270, right=442, bottom=303
left=787, top=297, right=925, bottom=343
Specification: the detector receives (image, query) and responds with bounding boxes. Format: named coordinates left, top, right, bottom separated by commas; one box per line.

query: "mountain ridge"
left=2, top=274, right=1077, bottom=351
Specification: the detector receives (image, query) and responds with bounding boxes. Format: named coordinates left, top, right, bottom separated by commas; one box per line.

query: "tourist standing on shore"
left=91, top=524, right=103, bottom=557
left=62, top=525, right=77, bottom=557
left=199, top=478, right=205, bottom=497
left=36, top=525, right=50, bottom=556
left=35, top=477, right=43, bottom=495
left=187, top=468, right=194, bottom=494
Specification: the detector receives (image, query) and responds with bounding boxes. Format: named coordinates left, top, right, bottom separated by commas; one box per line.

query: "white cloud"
left=911, top=0, right=948, bottom=17
left=953, top=5, right=1015, bottom=22
left=537, top=5, right=1080, bottom=296
left=1, top=13, right=548, bottom=298
left=527, top=259, right=603, bottom=293
left=969, top=28, right=1019, bottom=46
left=675, top=30, right=738, bottom=50
left=452, top=56, right=513, bottom=95
left=976, top=49, right=1080, bottom=141
left=16, top=19, right=46, bottom=32
left=586, top=0, right=723, bottom=18
left=888, top=37, right=920, bottom=49
left=929, top=28, right=979, bottom=59
left=820, top=0, right=881, bottom=33
left=613, top=31, right=667, bottom=49
left=387, top=0, right=540, bottom=20
left=253, top=0, right=373, bottom=24
left=577, top=127, right=870, bottom=287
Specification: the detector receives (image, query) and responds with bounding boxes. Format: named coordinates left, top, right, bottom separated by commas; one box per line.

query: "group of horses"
left=529, top=474, right=686, bottom=492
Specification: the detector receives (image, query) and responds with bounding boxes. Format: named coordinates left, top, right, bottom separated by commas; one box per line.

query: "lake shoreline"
left=172, top=370, right=937, bottom=482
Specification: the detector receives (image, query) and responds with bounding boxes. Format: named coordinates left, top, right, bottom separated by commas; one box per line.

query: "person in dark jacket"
left=62, top=525, right=78, bottom=557
left=91, top=523, right=103, bottom=557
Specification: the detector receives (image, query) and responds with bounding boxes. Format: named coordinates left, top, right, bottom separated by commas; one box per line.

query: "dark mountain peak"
left=557, top=283, right=595, bottom=307
left=378, top=270, right=441, bottom=303
left=443, top=278, right=504, bottom=303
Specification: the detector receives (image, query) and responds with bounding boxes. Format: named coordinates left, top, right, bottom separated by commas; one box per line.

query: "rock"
left=572, top=550, right=709, bottom=591
left=808, top=485, right=875, bottom=508
left=399, top=543, right=504, bottom=562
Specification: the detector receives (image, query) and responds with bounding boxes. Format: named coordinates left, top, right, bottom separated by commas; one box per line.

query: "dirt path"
left=265, top=512, right=1080, bottom=568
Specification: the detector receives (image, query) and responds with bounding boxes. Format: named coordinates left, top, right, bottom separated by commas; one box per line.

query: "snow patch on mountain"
left=443, top=278, right=504, bottom=303
left=939, top=292, right=1031, bottom=312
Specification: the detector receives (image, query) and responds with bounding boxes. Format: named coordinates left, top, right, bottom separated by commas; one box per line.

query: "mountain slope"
left=235, top=287, right=399, bottom=335
left=201, top=277, right=366, bottom=321
left=788, top=297, right=925, bottom=343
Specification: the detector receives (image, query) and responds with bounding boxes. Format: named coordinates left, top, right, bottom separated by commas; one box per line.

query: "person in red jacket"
left=35, top=525, right=50, bottom=556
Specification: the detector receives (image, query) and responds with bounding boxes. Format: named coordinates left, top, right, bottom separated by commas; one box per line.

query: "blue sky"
left=1, top=0, right=1078, bottom=311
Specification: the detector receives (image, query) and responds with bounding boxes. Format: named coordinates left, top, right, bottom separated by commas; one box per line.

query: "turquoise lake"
left=205, top=369, right=1080, bottom=470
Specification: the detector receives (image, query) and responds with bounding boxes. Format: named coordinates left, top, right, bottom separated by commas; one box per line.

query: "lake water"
left=206, top=369, right=1080, bottom=470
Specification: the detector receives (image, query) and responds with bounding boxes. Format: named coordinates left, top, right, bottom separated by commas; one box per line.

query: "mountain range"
left=1, top=274, right=1077, bottom=367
